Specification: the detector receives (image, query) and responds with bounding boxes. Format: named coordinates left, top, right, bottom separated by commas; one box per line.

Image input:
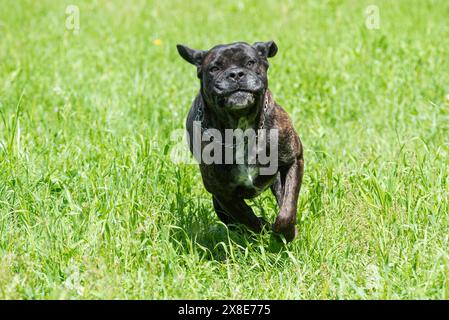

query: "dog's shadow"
left=168, top=197, right=291, bottom=262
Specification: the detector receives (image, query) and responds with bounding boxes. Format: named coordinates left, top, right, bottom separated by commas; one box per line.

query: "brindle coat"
left=177, top=41, right=303, bottom=242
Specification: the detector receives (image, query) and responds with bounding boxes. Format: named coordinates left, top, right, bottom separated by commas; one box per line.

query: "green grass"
left=1, top=0, right=449, bottom=299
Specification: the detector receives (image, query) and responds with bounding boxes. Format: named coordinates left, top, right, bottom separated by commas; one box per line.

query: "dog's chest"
left=226, top=163, right=276, bottom=198
left=198, top=116, right=276, bottom=197
left=231, top=120, right=258, bottom=186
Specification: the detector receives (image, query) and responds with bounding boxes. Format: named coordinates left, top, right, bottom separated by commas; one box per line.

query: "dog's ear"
left=176, top=44, right=207, bottom=67
left=253, top=41, right=278, bottom=58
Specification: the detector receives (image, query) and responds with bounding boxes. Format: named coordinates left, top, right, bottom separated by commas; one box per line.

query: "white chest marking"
left=232, top=118, right=261, bottom=189
left=235, top=165, right=259, bottom=188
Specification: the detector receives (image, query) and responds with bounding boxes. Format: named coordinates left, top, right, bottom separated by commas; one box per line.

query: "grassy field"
left=1, top=0, right=449, bottom=299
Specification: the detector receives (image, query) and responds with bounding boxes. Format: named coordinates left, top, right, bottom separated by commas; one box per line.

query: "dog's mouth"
left=224, top=90, right=256, bottom=110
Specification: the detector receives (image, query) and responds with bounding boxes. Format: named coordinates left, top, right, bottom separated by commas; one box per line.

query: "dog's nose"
left=228, top=69, right=246, bottom=81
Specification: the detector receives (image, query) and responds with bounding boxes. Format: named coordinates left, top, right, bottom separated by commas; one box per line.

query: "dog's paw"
left=272, top=217, right=297, bottom=242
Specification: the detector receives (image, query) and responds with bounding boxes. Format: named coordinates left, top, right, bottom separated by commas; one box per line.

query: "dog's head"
left=177, top=41, right=277, bottom=114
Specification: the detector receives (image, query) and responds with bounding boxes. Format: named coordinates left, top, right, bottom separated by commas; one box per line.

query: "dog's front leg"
left=272, top=156, right=304, bottom=242
left=213, top=195, right=269, bottom=233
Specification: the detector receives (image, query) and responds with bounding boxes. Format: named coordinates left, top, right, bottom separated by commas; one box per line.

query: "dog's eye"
left=246, top=60, right=256, bottom=67
left=209, top=66, right=220, bottom=73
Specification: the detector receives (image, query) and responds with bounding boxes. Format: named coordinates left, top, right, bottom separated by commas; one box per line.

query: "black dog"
left=177, top=41, right=303, bottom=242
